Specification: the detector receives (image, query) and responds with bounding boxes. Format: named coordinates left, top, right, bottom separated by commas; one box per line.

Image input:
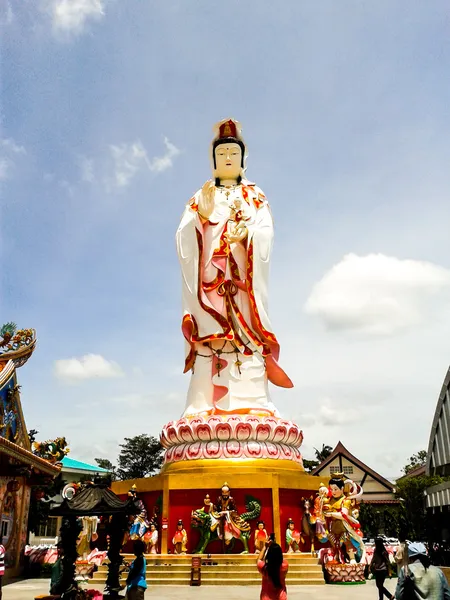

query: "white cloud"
left=0, top=159, right=10, bottom=181
left=109, top=141, right=148, bottom=188
left=318, top=400, right=361, bottom=426
left=48, top=0, right=106, bottom=35
left=0, top=138, right=26, bottom=155
left=1, top=2, right=14, bottom=25
left=0, top=138, right=26, bottom=181
left=54, top=354, right=124, bottom=382
left=150, top=137, right=181, bottom=173
left=79, top=156, right=95, bottom=183
left=305, top=253, right=450, bottom=336
left=108, top=137, right=180, bottom=190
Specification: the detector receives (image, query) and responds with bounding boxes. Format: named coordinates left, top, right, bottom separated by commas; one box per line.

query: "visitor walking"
left=395, top=542, right=450, bottom=599
left=257, top=538, right=288, bottom=600
left=126, top=540, right=147, bottom=600
left=394, top=533, right=409, bottom=574
left=371, top=538, right=394, bottom=600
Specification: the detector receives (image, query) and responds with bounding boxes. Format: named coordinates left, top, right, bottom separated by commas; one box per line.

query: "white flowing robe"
left=176, top=180, right=292, bottom=417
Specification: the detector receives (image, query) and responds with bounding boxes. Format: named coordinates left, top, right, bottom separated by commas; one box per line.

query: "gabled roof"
left=61, top=456, right=109, bottom=473
left=311, top=441, right=395, bottom=492
left=397, top=464, right=426, bottom=481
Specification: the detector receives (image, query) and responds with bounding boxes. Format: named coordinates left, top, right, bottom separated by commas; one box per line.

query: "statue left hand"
left=226, top=221, right=247, bottom=244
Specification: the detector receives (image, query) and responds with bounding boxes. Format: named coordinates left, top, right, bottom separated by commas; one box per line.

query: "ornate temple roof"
left=50, top=483, right=137, bottom=517
left=0, top=434, right=60, bottom=476
left=0, top=325, right=37, bottom=370
left=1, top=324, right=60, bottom=478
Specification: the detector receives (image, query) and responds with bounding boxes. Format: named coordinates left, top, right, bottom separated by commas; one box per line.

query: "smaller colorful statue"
left=128, top=485, right=150, bottom=540
left=172, top=519, right=188, bottom=554
left=143, top=522, right=159, bottom=554
left=191, top=490, right=261, bottom=554
left=312, top=483, right=329, bottom=543
left=322, top=473, right=365, bottom=565
left=286, top=518, right=301, bottom=553
left=254, top=521, right=268, bottom=553
left=77, top=516, right=99, bottom=559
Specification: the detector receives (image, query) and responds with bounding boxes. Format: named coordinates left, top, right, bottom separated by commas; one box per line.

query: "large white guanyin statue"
left=176, top=118, right=293, bottom=418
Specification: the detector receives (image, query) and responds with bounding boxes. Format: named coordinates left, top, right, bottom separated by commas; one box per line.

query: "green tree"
left=395, top=473, right=444, bottom=540
left=116, top=434, right=163, bottom=480
left=95, top=458, right=117, bottom=482
left=303, top=458, right=319, bottom=473
left=314, top=444, right=333, bottom=463
left=403, top=450, right=427, bottom=475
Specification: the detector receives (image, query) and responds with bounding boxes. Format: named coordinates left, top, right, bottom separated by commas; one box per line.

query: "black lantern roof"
left=50, top=482, right=138, bottom=517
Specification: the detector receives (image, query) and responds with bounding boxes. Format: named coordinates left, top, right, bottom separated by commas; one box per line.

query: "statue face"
left=214, top=143, right=242, bottom=181
left=330, top=484, right=343, bottom=499
left=289, top=522, right=294, bottom=530
left=258, top=523, right=264, bottom=530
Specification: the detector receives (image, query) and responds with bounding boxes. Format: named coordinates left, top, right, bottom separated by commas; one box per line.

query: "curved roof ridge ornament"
left=0, top=324, right=37, bottom=368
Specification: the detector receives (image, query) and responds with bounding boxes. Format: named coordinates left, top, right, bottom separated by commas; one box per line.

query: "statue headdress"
left=211, top=118, right=247, bottom=177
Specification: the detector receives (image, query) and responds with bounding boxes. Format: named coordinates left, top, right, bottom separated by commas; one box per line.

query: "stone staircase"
left=90, top=553, right=325, bottom=586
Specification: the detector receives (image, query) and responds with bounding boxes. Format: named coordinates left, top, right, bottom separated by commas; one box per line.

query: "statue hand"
left=330, top=512, right=343, bottom=520
left=226, top=221, right=247, bottom=244
left=198, top=181, right=215, bottom=219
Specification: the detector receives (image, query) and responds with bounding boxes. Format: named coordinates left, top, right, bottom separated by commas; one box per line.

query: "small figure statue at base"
left=286, top=518, right=301, bottom=553
left=254, top=521, right=268, bottom=553
left=313, top=484, right=329, bottom=544
left=172, top=520, right=188, bottom=554
left=143, top=522, right=159, bottom=554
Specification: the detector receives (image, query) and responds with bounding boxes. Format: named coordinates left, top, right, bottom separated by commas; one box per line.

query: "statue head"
left=287, top=518, right=295, bottom=530
left=318, top=484, right=329, bottom=498
left=177, top=519, right=184, bottom=530
left=221, top=483, right=231, bottom=500
left=150, top=522, right=156, bottom=531
left=211, top=119, right=246, bottom=184
left=257, top=520, right=265, bottom=530
left=329, top=476, right=345, bottom=499
left=128, top=484, right=138, bottom=499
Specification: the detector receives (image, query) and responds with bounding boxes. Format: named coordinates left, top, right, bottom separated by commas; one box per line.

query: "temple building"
left=0, top=325, right=60, bottom=576
left=425, top=366, right=450, bottom=543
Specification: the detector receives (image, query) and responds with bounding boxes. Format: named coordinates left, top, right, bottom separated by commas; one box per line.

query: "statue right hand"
left=198, top=180, right=215, bottom=219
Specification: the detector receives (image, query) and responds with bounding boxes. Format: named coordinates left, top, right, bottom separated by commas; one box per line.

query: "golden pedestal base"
left=113, top=457, right=320, bottom=555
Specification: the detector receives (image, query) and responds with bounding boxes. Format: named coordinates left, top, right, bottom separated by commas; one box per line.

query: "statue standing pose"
left=285, top=518, right=301, bottom=553
left=176, top=118, right=293, bottom=417
left=172, top=520, right=188, bottom=554
left=322, top=475, right=365, bottom=564
left=127, top=486, right=150, bottom=541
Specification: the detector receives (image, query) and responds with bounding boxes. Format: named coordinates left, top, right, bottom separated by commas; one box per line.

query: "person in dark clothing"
left=371, top=538, right=394, bottom=600
left=126, top=540, right=147, bottom=600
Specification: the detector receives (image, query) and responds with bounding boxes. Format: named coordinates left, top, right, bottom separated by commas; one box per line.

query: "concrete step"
left=89, top=552, right=324, bottom=586
left=90, top=577, right=325, bottom=587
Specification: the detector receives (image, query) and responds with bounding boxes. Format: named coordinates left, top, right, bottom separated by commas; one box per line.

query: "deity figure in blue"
left=128, top=485, right=150, bottom=540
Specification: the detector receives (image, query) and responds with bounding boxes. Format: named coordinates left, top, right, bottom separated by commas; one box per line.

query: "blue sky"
left=2, top=1, right=450, bottom=477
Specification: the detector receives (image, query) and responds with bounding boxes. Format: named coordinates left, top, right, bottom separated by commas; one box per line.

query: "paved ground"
left=3, top=578, right=397, bottom=600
